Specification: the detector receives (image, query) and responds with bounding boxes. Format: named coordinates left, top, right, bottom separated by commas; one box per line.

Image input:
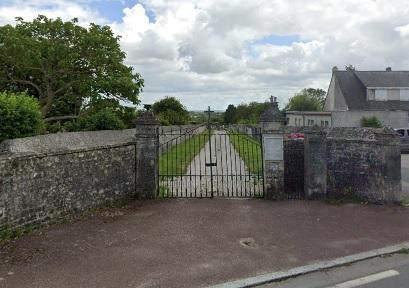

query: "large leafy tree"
left=152, top=96, right=190, bottom=125
left=234, top=102, right=270, bottom=124
left=285, top=88, right=326, bottom=111
left=0, top=15, right=143, bottom=120
left=223, top=104, right=237, bottom=124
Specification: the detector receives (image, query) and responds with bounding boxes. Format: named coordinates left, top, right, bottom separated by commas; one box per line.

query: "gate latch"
left=205, top=163, right=217, bottom=167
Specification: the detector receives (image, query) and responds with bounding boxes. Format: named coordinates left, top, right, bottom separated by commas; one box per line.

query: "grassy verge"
left=159, top=130, right=209, bottom=177
left=228, top=130, right=263, bottom=174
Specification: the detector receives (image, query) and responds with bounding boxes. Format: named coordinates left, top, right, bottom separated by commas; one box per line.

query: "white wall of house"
left=287, top=113, right=332, bottom=127
left=332, top=110, right=408, bottom=128
left=324, top=75, right=348, bottom=111
left=367, top=87, right=409, bottom=101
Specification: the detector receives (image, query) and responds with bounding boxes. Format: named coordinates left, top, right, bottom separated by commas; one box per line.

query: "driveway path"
left=1, top=200, right=409, bottom=288
left=161, top=130, right=263, bottom=198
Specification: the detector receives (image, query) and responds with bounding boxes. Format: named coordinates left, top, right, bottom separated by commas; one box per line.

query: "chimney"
left=386, top=67, right=392, bottom=72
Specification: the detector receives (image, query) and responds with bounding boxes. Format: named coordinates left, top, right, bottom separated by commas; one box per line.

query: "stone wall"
left=0, top=142, right=137, bottom=230
left=274, top=127, right=403, bottom=203
left=0, top=125, right=164, bottom=231
left=303, top=127, right=404, bottom=203
left=0, top=129, right=136, bottom=154
left=325, top=128, right=403, bottom=202
left=0, top=125, right=204, bottom=155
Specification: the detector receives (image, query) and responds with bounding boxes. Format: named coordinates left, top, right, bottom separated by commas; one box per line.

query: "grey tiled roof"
left=355, top=71, right=409, bottom=87
left=334, top=71, right=409, bottom=111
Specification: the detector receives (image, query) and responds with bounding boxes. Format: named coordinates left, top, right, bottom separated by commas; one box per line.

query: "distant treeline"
left=223, top=102, right=270, bottom=125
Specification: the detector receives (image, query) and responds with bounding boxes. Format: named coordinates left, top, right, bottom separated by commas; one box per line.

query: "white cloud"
left=0, top=0, right=106, bottom=26
left=2, top=0, right=409, bottom=109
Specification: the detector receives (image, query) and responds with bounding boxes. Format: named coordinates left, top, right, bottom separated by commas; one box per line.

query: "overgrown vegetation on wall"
left=152, top=97, right=191, bottom=125
left=0, top=91, right=44, bottom=142
left=360, top=116, right=382, bottom=128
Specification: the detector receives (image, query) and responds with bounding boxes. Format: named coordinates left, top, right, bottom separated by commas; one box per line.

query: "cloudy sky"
left=1, top=0, right=409, bottom=110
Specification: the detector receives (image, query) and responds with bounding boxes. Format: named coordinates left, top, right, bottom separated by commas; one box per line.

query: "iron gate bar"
left=158, top=113, right=264, bottom=198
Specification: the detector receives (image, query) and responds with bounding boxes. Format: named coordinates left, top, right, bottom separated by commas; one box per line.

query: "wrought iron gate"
left=158, top=117, right=264, bottom=198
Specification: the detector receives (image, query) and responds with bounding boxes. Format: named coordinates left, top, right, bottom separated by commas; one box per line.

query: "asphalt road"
left=3, top=200, right=409, bottom=288
left=261, top=253, right=409, bottom=288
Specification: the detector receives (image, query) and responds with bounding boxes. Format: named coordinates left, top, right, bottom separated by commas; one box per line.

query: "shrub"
left=64, top=108, right=125, bottom=132
left=360, top=116, right=382, bottom=128
left=45, top=121, right=64, bottom=133
left=0, top=92, right=44, bottom=142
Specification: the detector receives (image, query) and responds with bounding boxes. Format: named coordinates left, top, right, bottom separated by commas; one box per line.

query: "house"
left=324, top=68, right=409, bottom=128
left=286, top=111, right=332, bottom=127
left=286, top=68, right=409, bottom=128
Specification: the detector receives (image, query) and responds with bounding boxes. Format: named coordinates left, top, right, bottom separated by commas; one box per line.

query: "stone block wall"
left=325, top=128, right=403, bottom=203
left=0, top=143, right=136, bottom=230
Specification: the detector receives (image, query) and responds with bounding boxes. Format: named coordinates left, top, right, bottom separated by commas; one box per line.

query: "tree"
left=152, top=97, right=190, bottom=125
left=223, top=104, right=237, bottom=124
left=233, top=102, right=270, bottom=124
left=285, top=88, right=326, bottom=111
left=84, top=98, right=137, bottom=128
left=64, top=108, right=125, bottom=131
left=0, top=15, right=144, bottom=120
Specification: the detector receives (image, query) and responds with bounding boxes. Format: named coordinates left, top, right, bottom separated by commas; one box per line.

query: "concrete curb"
left=209, top=241, right=409, bottom=288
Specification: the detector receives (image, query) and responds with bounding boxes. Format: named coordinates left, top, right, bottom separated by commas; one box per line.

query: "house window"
left=401, top=89, right=409, bottom=101
left=375, top=89, right=387, bottom=101
left=387, top=89, right=400, bottom=100
left=308, top=119, right=314, bottom=126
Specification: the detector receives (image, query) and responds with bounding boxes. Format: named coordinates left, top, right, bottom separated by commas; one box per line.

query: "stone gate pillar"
left=259, top=96, right=286, bottom=200
left=135, top=109, right=160, bottom=199
left=262, top=133, right=285, bottom=199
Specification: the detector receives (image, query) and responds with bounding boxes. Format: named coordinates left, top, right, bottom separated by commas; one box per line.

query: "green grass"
left=159, top=130, right=209, bottom=176
left=228, top=131, right=263, bottom=174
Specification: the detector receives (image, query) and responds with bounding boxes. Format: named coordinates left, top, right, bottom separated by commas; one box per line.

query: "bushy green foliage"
left=223, top=102, right=269, bottom=124
left=65, top=108, right=125, bottom=131
left=152, top=97, right=190, bottom=125
left=224, top=104, right=237, bottom=124
left=285, top=88, right=326, bottom=111
left=361, top=116, right=382, bottom=128
left=0, top=15, right=143, bottom=119
left=45, top=121, right=64, bottom=133
left=84, top=98, right=137, bottom=128
left=0, top=91, right=44, bottom=141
